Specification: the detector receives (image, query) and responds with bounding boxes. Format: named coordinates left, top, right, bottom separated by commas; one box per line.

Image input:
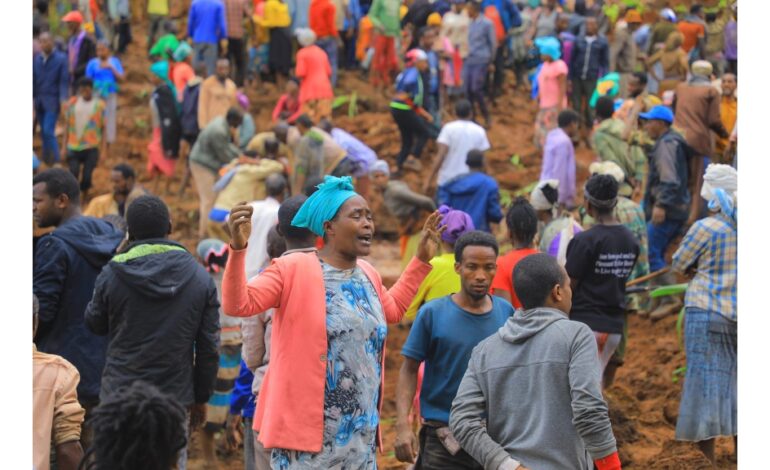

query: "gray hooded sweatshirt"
left=449, top=307, right=617, bottom=470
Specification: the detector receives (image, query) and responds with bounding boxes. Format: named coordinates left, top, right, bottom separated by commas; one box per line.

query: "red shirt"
left=491, top=248, right=539, bottom=309
left=309, top=0, right=338, bottom=38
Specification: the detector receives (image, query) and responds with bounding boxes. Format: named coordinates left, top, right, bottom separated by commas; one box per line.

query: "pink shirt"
left=222, top=249, right=431, bottom=452
left=172, top=62, right=195, bottom=102
left=295, top=45, right=334, bottom=104
left=538, top=59, right=568, bottom=109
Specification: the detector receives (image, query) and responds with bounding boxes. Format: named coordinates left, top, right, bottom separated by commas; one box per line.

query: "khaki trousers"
left=190, top=162, right=217, bottom=239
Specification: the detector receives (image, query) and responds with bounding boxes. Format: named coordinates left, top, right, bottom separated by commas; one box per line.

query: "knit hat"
left=691, top=60, right=714, bottom=77
left=437, top=205, right=475, bottom=244
left=196, top=239, right=229, bottom=273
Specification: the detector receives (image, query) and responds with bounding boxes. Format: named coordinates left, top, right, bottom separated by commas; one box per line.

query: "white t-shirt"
left=245, top=197, right=281, bottom=280
left=436, top=120, right=490, bottom=186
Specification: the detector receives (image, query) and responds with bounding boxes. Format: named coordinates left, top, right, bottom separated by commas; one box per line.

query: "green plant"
left=672, top=366, right=687, bottom=383
left=513, top=181, right=538, bottom=197
left=509, top=154, right=524, bottom=168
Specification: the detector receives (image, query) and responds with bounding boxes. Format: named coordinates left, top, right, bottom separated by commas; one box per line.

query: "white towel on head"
left=530, top=179, right=559, bottom=211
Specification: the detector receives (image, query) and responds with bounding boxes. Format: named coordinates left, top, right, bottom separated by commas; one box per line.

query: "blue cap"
left=639, top=105, right=674, bottom=124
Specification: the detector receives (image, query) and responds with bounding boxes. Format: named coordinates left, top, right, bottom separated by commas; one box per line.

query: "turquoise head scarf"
left=173, top=42, right=192, bottom=62
left=291, top=175, right=359, bottom=237
left=534, top=37, right=562, bottom=60
left=150, top=60, right=177, bottom=98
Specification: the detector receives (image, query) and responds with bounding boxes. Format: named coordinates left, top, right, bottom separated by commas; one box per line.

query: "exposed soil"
left=35, top=17, right=736, bottom=470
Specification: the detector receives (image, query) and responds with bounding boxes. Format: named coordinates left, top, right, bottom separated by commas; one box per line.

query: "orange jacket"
left=309, top=0, right=338, bottom=38
left=222, top=249, right=431, bottom=452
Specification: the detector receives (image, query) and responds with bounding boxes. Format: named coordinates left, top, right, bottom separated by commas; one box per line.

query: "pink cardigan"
left=222, top=249, right=431, bottom=452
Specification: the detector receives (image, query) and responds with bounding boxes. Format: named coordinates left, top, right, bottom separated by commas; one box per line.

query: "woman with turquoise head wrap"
left=147, top=60, right=182, bottom=190
left=221, top=178, right=445, bottom=468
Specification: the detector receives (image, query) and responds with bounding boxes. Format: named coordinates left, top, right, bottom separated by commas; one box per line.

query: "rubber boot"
left=649, top=271, right=684, bottom=321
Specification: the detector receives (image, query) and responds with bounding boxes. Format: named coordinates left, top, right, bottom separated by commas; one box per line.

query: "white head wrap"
left=530, top=179, right=559, bottom=211
left=589, top=161, right=625, bottom=184
left=369, top=159, right=390, bottom=176
left=296, top=28, right=317, bottom=47
left=700, top=164, right=737, bottom=217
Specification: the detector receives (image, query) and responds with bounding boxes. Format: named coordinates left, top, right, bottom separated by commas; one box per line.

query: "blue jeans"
left=647, top=218, right=683, bottom=272
left=193, top=42, right=219, bottom=77
left=316, top=37, right=339, bottom=87
left=463, top=62, right=490, bottom=122
left=39, top=109, right=60, bottom=164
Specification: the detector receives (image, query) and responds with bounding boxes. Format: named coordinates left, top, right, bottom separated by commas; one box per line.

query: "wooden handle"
left=626, top=267, right=670, bottom=288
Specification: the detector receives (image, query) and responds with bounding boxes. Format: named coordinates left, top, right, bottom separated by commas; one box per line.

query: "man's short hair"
left=595, top=96, right=615, bottom=121
left=295, top=114, right=314, bottom=129
left=455, top=99, right=472, bottom=119
left=631, top=71, right=648, bottom=85
left=466, top=149, right=484, bottom=169
left=505, top=197, right=538, bottom=246
left=88, top=381, right=187, bottom=470
left=33, top=168, right=81, bottom=205
left=318, top=118, right=333, bottom=133
left=76, top=76, right=93, bottom=89
left=225, top=107, right=243, bottom=127
left=558, top=109, right=580, bottom=128
left=278, top=195, right=314, bottom=242
left=265, top=173, right=287, bottom=198
left=126, top=195, right=171, bottom=240
left=303, top=176, right=324, bottom=197
left=514, top=253, right=566, bottom=309
left=113, top=163, right=135, bottom=180
left=690, top=4, right=703, bottom=15
left=454, top=230, right=499, bottom=263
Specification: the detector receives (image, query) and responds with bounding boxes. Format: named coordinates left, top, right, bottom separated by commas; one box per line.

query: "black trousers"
left=115, top=18, right=132, bottom=54
left=415, top=424, right=483, bottom=470
left=67, top=148, right=99, bottom=192
left=227, top=37, right=247, bottom=87
left=391, top=107, right=435, bottom=168
left=571, top=77, right=598, bottom=126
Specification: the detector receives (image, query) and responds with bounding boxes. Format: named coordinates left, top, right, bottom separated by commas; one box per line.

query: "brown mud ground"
left=34, top=19, right=736, bottom=470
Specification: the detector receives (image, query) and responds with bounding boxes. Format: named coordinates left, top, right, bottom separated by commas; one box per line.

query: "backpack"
left=181, top=82, right=201, bottom=137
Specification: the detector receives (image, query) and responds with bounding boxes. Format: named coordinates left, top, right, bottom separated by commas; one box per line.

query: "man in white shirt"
left=244, top=173, right=288, bottom=279
left=424, top=99, right=490, bottom=194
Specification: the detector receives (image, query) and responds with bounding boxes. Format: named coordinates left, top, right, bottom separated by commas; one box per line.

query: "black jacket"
left=34, top=216, right=124, bottom=402
left=85, top=239, right=220, bottom=406
left=569, top=34, right=609, bottom=81
left=644, top=129, right=692, bottom=222
left=73, top=35, right=96, bottom=85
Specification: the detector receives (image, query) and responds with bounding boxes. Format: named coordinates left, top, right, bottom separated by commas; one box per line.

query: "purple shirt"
left=540, top=127, right=576, bottom=208
left=330, top=128, right=377, bottom=177
left=724, top=20, right=737, bottom=60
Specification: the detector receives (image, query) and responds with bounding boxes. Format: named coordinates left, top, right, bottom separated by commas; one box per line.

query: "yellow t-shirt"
left=404, top=253, right=460, bottom=320
left=148, top=0, right=169, bottom=15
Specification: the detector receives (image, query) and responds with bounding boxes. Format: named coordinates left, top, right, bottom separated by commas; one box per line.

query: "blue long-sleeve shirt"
left=438, top=171, right=503, bottom=233
left=229, top=360, right=256, bottom=418
left=287, top=0, right=311, bottom=30
left=466, top=15, right=497, bottom=65
left=188, top=0, right=228, bottom=44
left=33, top=51, right=69, bottom=113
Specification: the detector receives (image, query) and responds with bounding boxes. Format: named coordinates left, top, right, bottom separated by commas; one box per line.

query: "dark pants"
left=491, top=46, right=506, bottom=100
left=67, top=148, right=99, bottom=192
left=463, top=62, right=490, bottom=123
left=647, top=218, right=683, bottom=272
left=571, top=78, right=598, bottom=126
left=38, top=107, right=60, bottom=165
left=415, top=424, right=483, bottom=470
left=316, top=37, right=339, bottom=87
left=391, top=107, right=435, bottom=168
left=147, top=14, right=165, bottom=51
left=227, top=37, right=247, bottom=87
left=115, top=18, right=132, bottom=54
left=342, top=31, right=358, bottom=69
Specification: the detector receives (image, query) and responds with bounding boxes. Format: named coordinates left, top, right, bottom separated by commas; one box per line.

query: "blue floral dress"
left=271, top=262, right=387, bottom=469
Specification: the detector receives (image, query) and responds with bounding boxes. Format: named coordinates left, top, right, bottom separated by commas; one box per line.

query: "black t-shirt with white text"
left=565, top=224, right=640, bottom=334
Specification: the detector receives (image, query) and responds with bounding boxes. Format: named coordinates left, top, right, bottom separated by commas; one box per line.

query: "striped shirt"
left=672, top=212, right=737, bottom=321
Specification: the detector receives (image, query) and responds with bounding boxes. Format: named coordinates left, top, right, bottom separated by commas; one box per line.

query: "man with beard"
left=84, top=164, right=148, bottom=219
left=394, top=231, right=514, bottom=468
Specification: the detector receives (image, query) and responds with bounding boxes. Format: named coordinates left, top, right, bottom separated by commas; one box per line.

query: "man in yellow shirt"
left=715, top=73, right=737, bottom=164
left=83, top=163, right=147, bottom=219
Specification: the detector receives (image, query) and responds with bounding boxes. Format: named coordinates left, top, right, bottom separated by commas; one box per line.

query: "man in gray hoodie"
left=449, top=253, right=622, bottom=470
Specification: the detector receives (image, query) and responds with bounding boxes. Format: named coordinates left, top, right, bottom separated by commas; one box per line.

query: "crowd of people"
left=33, top=0, right=737, bottom=469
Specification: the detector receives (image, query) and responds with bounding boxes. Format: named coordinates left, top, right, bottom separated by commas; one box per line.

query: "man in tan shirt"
left=672, top=60, right=729, bottom=223
left=33, top=294, right=85, bottom=470
left=198, top=58, right=238, bottom=130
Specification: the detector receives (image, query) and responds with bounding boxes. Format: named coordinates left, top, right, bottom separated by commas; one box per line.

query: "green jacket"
left=368, top=0, right=401, bottom=37
left=592, top=118, right=642, bottom=196
left=190, top=116, right=241, bottom=173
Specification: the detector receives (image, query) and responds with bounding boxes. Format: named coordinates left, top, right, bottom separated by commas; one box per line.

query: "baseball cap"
left=62, top=10, right=84, bottom=24
left=639, top=105, right=674, bottom=124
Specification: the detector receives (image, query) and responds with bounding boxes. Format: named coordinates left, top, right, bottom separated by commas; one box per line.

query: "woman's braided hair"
left=79, top=381, right=187, bottom=470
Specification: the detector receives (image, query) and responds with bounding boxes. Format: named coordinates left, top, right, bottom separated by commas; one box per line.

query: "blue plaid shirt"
left=672, top=212, right=737, bottom=321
